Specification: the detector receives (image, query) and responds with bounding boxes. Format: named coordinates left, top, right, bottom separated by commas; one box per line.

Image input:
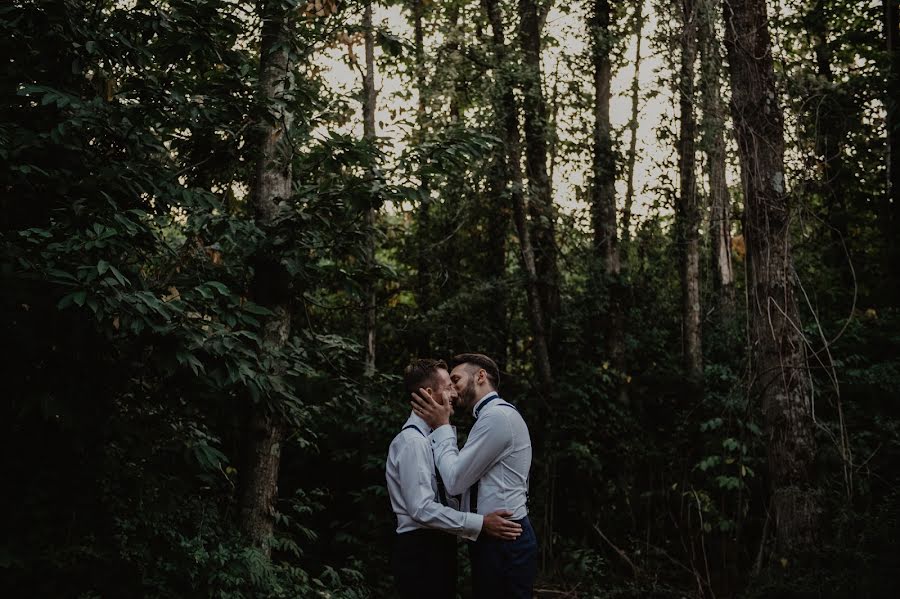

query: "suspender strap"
left=435, top=468, right=448, bottom=506
left=473, top=393, right=499, bottom=419
left=401, top=424, right=448, bottom=506
left=469, top=396, right=519, bottom=513
left=474, top=394, right=519, bottom=420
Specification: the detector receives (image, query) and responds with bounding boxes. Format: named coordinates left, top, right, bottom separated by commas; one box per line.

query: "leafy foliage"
left=2, top=0, right=898, bottom=598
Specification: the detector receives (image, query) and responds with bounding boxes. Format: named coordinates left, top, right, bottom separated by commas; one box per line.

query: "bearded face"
left=460, top=375, right=477, bottom=407
left=450, top=364, right=480, bottom=411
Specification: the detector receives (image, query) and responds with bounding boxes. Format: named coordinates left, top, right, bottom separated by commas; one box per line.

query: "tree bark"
left=484, top=152, right=511, bottom=367
left=590, top=0, right=619, bottom=275
left=483, top=0, right=552, bottom=391
left=804, top=1, right=853, bottom=288
left=622, top=0, right=645, bottom=248
left=413, top=0, right=431, bottom=356
left=677, top=0, right=703, bottom=382
left=590, top=0, right=627, bottom=402
left=518, top=0, right=561, bottom=352
left=486, top=2, right=554, bottom=570
left=884, top=0, right=900, bottom=288
left=447, top=2, right=465, bottom=123
left=722, top=0, right=820, bottom=554
left=363, top=1, right=377, bottom=376
left=698, top=0, right=734, bottom=313
left=239, top=0, right=293, bottom=556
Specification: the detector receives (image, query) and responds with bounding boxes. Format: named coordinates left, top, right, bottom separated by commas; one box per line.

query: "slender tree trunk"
left=483, top=0, right=552, bottom=391
left=884, top=0, right=900, bottom=288
left=485, top=2, right=555, bottom=571
left=590, top=0, right=627, bottom=402
left=363, top=1, right=377, bottom=375
left=461, top=1, right=509, bottom=366
left=447, top=2, right=465, bottom=123
left=723, top=0, right=820, bottom=554
left=518, top=0, right=561, bottom=352
left=590, top=0, right=619, bottom=274
left=698, top=0, right=734, bottom=312
left=677, top=0, right=703, bottom=382
left=805, top=2, right=853, bottom=288
left=623, top=0, right=645, bottom=247
left=484, top=154, right=511, bottom=367
left=239, top=0, right=293, bottom=555
left=413, top=0, right=431, bottom=356
left=548, top=62, right=561, bottom=187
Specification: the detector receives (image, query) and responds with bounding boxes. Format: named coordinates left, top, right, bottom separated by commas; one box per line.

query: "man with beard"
left=387, top=358, right=523, bottom=599
left=411, top=353, right=537, bottom=599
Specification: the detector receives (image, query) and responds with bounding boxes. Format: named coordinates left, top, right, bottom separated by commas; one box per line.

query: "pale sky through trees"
left=316, top=1, right=727, bottom=225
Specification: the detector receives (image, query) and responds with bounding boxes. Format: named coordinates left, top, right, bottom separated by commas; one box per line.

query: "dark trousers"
left=469, top=516, right=538, bottom=599
left=392, top=529, right=457, bottom=599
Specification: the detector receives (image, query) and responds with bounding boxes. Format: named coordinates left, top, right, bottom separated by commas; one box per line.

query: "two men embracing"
left=385, top=353, right=538, bottom=598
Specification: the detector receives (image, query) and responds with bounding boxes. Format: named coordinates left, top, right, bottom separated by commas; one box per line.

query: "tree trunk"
left=413, top=0, right=431, bottom=356
left=590, top=0, right=627, bottom=402
left=805, top=1, right=852, bottom=287
left=623, top=0, right=645, bottom=248
left=238, top=408, right=285, bottom=555
left=485, top=2, right=554, bottom=570
left=484, top=152, right=511, bottom=367
left=363, top=1, right=377, bottom=376
left=447, top=2, right=465, bottom=123
left=677, top=0, right=703, bottom=383
left=884, top=0, right=900, bottom=289
left=239, top=0, right=293, bottom=555
left=722, top=0, right=820, bottom=554
left=698, top=0, right=734, bottom=313
left=518, top=0, right=561, bottom=352
left=483, top=0, right=552, bottom=392
left=590, top=0, right=619, bottom=275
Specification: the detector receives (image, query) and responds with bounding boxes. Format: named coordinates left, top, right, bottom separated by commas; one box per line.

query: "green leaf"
left=108, top=265, right=128, bottom=287
left=243, top=302, right=274, bottom=316
left=207, top=281, right=230, bottom=296
left=697, top=455, right=721, bottom=471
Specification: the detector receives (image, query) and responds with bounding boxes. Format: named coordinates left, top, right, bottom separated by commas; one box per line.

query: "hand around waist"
left=481, top=510, right=522, bottom=541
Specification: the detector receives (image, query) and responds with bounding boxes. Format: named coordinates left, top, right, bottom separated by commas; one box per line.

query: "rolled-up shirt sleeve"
left=396, top=438, right=483, bottom=541
left=430, top=412, right=512, bottom=496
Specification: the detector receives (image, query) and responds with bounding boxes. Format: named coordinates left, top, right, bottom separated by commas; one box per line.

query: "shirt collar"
left=472, top=391, right=500, bottom=418
left=405, top=411, right=432, bottom=435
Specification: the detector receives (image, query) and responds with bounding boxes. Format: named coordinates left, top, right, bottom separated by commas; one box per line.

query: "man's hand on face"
left=411, top=387, right=451, bottom=429
left=481, top=510, right=522, bottom=540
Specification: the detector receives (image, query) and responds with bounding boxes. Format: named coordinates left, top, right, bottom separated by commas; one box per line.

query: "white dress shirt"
left=430, top=392, right=532, bottom=521
left=386, top=412, right=484, bottom=541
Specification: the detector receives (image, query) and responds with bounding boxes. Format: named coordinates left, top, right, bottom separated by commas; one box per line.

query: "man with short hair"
left=411, top=353, right=538, bottom=599
left=387, top=358, right=523, bottom=599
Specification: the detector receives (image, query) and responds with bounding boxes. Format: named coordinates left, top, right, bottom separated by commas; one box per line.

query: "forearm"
left=432, top=418, right=509, bottom=496
left=408, top=500, right=483, bottom=541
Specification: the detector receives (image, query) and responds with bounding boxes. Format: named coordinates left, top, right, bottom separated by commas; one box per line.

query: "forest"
left=2, top=0, right=899, bottom=597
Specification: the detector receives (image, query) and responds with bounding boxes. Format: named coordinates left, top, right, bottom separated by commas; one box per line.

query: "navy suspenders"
left=402, top=424, right=449, bottom=506
left=404, top=395, right=523, bottom=515
left=469, top=396, right=519, bottom=514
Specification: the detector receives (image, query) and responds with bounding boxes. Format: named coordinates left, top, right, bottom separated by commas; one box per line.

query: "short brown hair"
left=403, top=358, right=448, bottom=395
left=449, top=353, right=499, bottom=390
